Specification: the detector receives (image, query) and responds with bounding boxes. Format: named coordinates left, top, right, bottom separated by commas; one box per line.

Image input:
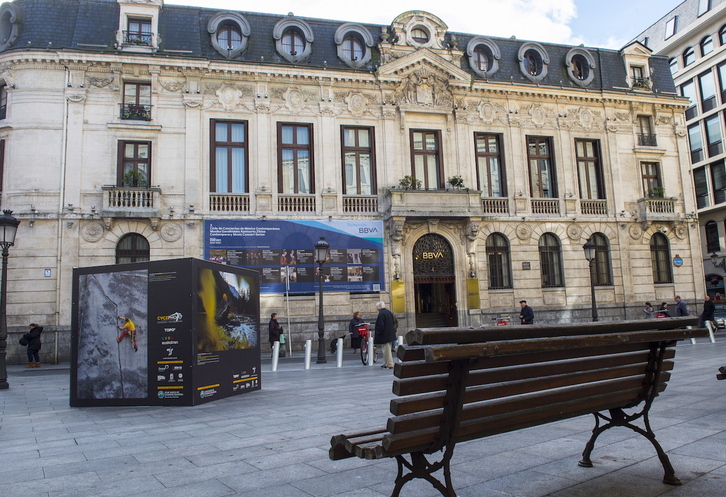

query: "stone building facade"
left=0, top=0, right=702, bottom=359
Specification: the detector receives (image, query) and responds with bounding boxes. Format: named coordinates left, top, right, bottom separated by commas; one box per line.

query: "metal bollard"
left=272, top=341, right=280, bottom=371
left=304, top=339, right=312, bottom=369
left=336, top=338, right=344, bottom=367
left=368, top=335, right=375, bottom=367
left=396, top=335, right=404, bottom=362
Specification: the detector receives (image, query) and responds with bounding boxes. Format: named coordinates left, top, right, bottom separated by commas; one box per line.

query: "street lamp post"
left=314, top=237, right=330, bottom=364
left=583, top=238, right=599, bottom=322
left=0, top=210, right=20, bottom=390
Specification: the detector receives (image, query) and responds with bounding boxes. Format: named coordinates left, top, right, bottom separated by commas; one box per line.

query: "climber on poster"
left=117, top=316, right=138, bottom=352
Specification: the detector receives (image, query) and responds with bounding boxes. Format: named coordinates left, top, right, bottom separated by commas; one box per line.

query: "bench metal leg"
left=392, top=448, right=456, bottom=497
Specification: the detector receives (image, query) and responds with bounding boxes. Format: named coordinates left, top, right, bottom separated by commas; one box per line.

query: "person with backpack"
left=22, top=323, right=43, bottom=368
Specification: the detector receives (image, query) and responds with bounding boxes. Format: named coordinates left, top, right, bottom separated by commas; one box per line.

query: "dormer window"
left=343, top=36, right=363, bottom=61
left=273, top=17, right=314, bottom=63
left=518, top=43, right=549, bottom=82
left=126, top=18, right=151, bottom=46
left=411, top=27, right=429, bottom=44
left=335, top=23, right=374, bottom=69
left=565, top=47, right=596, bottom=87
left=208, top=12, right=250, bottom=59
left=467, top=38, right=500, bottom=78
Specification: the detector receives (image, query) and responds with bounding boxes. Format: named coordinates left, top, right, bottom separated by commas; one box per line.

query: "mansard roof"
left=0, top=0, right=677, bottom=94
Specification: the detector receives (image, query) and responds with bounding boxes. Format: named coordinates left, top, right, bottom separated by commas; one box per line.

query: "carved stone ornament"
left=675, top=224, right=687, bottom=240
left=87, top=75, right=114, bottom=88
left=215, top=86, right=242, bottom=112
left=81, top=222, right=105, bottom=243
left=516, top=224, right=532, bottom=240
left=529, top=105, right=547, bottom=126
left=578, top=108, right=594, bottom=128
left=629, top=224, right=642, bottom=240
left=393, top=68, right=453, bottom=107
left=66, top=93, right=86, bottom=103
left=566, top=223, right=583, bottom=240
left=284, top=87, right=306, bottom=112
left=160, top=222, right=183, bottom=242
left=390, top=218, right=405, bottom=243
left=345, top=91, right=368, bottom=115
left=158, top=78, right=184, bottom=92
left=614, top=111, right=630, bottom=122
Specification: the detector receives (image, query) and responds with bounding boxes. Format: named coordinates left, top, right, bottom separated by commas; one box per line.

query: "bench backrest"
left=380, top=318, right=705, bottom=458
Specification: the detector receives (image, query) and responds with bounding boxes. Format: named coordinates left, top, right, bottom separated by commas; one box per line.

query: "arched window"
left=523, top=50, right=542, bottom=76
left=334, top=24, right=374, bottom=69
left=342, top=35, right=363, bottom=61
left=591, top=233, right=612, bottom=286
left=207, top=12, right=250, bottom=59
left=116, top=233, right=150, bottom=264
left=539, top=233, right=564, bottom=288
left=706, top=220, right=720, bottom=252
left=486, top=233, right=511, bottom=289
left=466, top=38, right=500, bottom=78
left=473, top=46, right=490, bottom=72
left=669, top=58, right=678, bottom=76
left=650, top=233, right=673, bottom=284
left=217, top=23, right=242, bottom=51
left=701, top=35, right=714, bottom=56
left=411, top=27, right=429, bottom=44
left=683, top=46, right=696, bottom=66
left=274, top=18, right=314, bottom=63
left=720, top=25, right=726, bottom=45
left=282, top=29, right=304, bottom=56
left=565, top=47, right=596, bottom=87
left=518, top=43, right=549, bottom=83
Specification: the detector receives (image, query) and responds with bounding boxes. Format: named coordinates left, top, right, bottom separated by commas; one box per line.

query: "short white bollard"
left=396, top=335, right=404, bottom=362
left=706, top=321, right=716, bottom=343
left=304, top=339, right=312, bottom=370
left=336, top=338, right=344, bottom=367
left=368, top=335, right=375, bottom=367
left=271, top=341, right=280, bottom=371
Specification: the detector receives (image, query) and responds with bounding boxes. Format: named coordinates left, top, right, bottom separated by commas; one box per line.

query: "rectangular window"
left=700, top=71, right=717, bottom=112
left=705, top=114, right=724, bottom=157
left=122, top=83, right=151, bottom=120
left=474, top=133, right=505, bottom=196
left=117, top=141, right=151, bottom=187
left=636, top=116, right=657, bottom=146
left=342, top=126, right=375, bottom=195
left=689, top=123, right=705, bottom=163
left=718, top=62, right=726, bottom=104
left=0, top=84, right=6, bottom=120
left=706, top=222, right=720, bottom=253
left=211, top=120, right=247, bottom=193
left=527, top=136, right=557, bottom=198
left=665, top=17, right=677, bottom=39
left=699, top=0, right=711, bottom=17
left=711, top=159, right=726, bottom=204
left=126, top=17, right=152, bottom=45
left=575, top=139, right=603, bottom=199
left=631, top=66, right=649, bottom=88
left=694, top=166, right=710, bottom=209
left=640, top=161, right=661, bottom=197
left=681, top=80, right=698, bottom=120
left=410, top=130, right=442, bottom=190
left=278, top=123, right=313, bottom=194
left=0, top=140, right=4, bottom=198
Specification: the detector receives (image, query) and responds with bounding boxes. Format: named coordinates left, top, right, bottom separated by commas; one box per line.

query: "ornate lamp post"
left=583, top=238, right=599, bottom=322
left=314, top=237, right=330, bottom=364
left=0, top=210, right=20, bottom=390
left=710, top=252, right=726, bottom=271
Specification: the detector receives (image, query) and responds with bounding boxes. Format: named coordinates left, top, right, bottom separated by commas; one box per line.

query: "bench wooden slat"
left=425, top=329, right=706, bottom=362
left=406, top=317, right=699, bottom=345
left=330, top=429, right=388, bottom=461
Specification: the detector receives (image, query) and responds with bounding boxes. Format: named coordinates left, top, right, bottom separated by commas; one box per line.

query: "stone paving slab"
left=1, top=339, right=725, bottom=496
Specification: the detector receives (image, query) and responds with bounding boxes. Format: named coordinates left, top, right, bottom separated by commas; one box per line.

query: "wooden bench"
left=330, top=318, right=707, bottom=497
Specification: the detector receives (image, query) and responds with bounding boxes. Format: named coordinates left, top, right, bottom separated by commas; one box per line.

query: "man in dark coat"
left=374, top=301, right=396, bottom=369
left=23, top=323, right=43, bottom=368
left=700, top=295, right=716, bottom=329
left=674, top=296, right=689, bottom=317
left=519, top=300, right=534, bottom=325
left=268, top=313, right=284, bottom=357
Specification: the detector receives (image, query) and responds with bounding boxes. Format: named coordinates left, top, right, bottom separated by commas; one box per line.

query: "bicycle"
left=357, top=323, right=378, bottom=365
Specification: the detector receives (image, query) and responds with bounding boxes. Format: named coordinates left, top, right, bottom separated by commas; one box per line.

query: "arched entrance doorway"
left=412, top=233, right=458, bottom=327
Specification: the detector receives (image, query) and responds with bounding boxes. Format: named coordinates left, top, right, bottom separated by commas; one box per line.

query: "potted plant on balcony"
left=122, top=169, right=148, bottom=188
left=122, top=104, right=150, bottom=120
left=398, top=175, right=421, bottom=190
left=648, top=186, right=665, bottom=199
left=447, top=175, right=465, bottom=190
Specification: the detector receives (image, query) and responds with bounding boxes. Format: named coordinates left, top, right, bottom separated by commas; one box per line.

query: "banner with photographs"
left=204, top=220, right=385, bottom=294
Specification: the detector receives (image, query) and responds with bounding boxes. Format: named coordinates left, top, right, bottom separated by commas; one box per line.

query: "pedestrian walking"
left=674, top=296, right=689, bottom=317
left=348, top=311, right=364, bottom=352
left=519, top=300, right=534, bottom=325
left=700, top=295, right=715, bottom=329
left=21, top=323, right=43, bottom=368
left=643, top=302, right=654, bottom=319
left=268, top=312, right=285, bottom=357
left=374, top=302, right=396, bottom=369
left=657, top=302, right=670, bottom=318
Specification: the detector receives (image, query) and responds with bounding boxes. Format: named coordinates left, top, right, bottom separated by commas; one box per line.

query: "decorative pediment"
left=387, top=67, right=454, bottom=107
left=377, top=48, right=470, bottom=81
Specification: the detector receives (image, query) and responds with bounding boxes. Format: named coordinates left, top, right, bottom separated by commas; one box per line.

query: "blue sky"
left=167, top=0, right=686, bottom=49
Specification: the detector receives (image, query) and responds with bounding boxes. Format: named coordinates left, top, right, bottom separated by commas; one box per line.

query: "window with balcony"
left=278, top=123, right=313, bottom=194
left=410, top=130, right=442, bottom=190
left=486, top=233, right=512, bottom=290
left=591, top=233, right=613, bottom=286
left=706, top=221, right=720, bottom=253
left=650, top=233, right=673, bottom=284
left=539, top=233, right=564, bottom=288
left=694, top=166, right=711, bottom=209
left=689, top=123, right=704, bottom=163
left=575, top=139, right=604, bottom=199
left=0, top=84, right=6, bottom=120
left=118, top=141, right=150, bottom=187
left=527, top=136, right=557, bottom=198
left=711, top=159, right=726, bottom=204
left=700, top=71, right=717, bottom=112
left=705, top=114, right=723, bottom=157
left=122, top=83, right=151, bottom=121
left=116, top=233, right=150, bottom=264
left=683, top=47, right=696, bottom=67
left=211, top=120, right=247, bottom=193
left=342, top=126, right=375, bottom=195
left=630, top=65, right=650, bottom=89
left=665, top=17, right=677, bottom=39
left=701, top=35, right=714, bottom=56
left=475, top=133, right=505, bottom=196
left=126, top=17, right=151, bottom=46
left=681, top=80, right=698, bottom=120
left=640, top=161, right=662, bottom=197
left=636, top=116, right=657, bottom=146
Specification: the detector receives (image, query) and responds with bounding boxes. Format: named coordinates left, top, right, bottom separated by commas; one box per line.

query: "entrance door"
left=412, top=234, right=458, bottom=327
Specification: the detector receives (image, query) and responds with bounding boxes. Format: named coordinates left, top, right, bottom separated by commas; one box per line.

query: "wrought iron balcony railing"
left=120, top=103, right=151, bottom=121
left=123, top=30, right=152, bottom=46
left=637, top=133, right=658, bottom=147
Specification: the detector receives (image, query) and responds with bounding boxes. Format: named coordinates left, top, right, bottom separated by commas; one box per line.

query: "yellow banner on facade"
left=467, top=278, right=480, bottom=309
left=391, top=280, right=406, bottom=314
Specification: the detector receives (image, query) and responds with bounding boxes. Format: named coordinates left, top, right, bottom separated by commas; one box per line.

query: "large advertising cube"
left=70, top=258, right=260, bottom=407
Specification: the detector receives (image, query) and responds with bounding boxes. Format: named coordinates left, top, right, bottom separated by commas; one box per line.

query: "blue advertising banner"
left=204, top=220, right=385, bottom=294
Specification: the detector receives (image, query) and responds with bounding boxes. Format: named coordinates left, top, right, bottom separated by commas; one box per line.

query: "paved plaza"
left=1, top=338, right=725, bottom=497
